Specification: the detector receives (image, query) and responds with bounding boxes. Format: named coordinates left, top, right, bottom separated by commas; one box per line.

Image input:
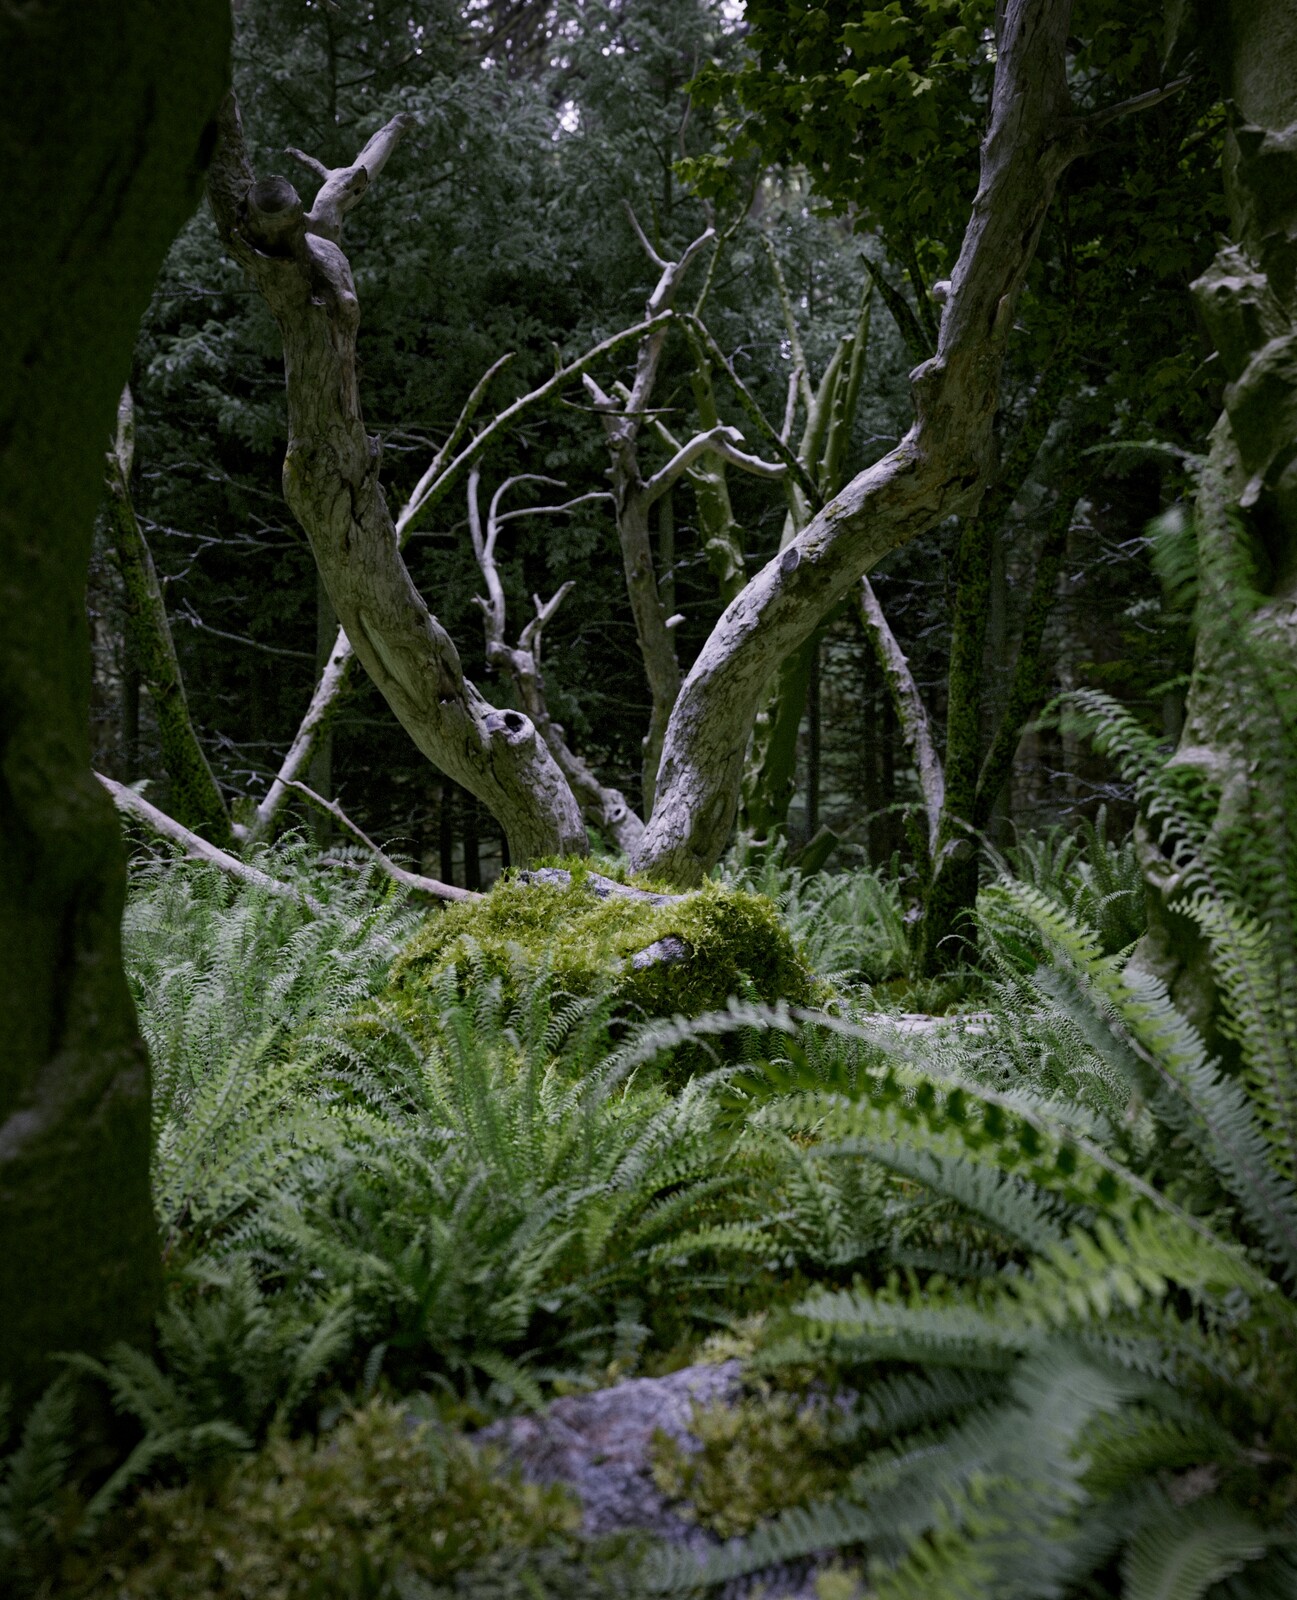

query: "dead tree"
left=466, top=469, right=644, bottom=854
left=630, top=0, right=1161, bottom=885
left=211, top=0, right=1158, bottom=893
left=208, top=100, right=586, bottom=865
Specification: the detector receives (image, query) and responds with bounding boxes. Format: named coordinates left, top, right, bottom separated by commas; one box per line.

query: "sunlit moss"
left=650, top=1388, right=849, bottom=1539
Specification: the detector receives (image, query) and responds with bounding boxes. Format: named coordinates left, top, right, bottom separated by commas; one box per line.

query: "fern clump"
left=388, top=860, right=813, bottom=1023
left=77, top=1400, right=597, bottom=1599
left=1003, top=806, right=1146, bottom=958
left=655, top=870, right=1297, bottom=1599
left=717, top=837, right=913, bottom=985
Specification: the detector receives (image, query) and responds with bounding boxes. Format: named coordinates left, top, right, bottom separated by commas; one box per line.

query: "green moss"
left=649, top=1389, right=849, bottom=1539
left=83, top=1400, right=597, bottom=1599
left=388, top=860, right=814, bottom=1026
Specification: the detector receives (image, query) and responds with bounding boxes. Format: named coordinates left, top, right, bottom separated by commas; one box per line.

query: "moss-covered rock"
left=388, top=860, right=813, bottom=1023
left=81, top=1400, right=602, bottom=1599
left=649, top=1386, right=849, bottom=1539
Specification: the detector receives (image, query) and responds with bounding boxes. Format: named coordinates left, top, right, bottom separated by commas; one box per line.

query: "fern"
left=0, top=1379, right=78, bottom=1569
left=1121, top=1498, right=1269, bottom=1600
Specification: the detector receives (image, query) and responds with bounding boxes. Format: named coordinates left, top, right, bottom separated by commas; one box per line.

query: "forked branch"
left=467, top=471, right=643, bottom=853
left=635, top=0, right=1086, bottom=883
left=208, top=94, right=585, bottom=864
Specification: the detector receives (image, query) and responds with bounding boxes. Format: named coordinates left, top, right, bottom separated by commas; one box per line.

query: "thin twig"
left=284, top=780, right=481, bottom=902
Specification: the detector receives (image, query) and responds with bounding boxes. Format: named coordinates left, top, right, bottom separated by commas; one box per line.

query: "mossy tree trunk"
left=909, top=342, right=1087, bottom=974
left=0, top=0, right=230, bottom=1405
left=105, top=386, right=233, bottom=848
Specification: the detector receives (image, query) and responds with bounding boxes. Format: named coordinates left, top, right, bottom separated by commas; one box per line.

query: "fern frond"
left=1121, top=1497, right=1269, bottom=1600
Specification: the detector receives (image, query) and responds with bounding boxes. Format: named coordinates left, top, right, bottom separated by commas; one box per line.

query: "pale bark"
left=282, top=781, right=480, bottom=902
left=646, top=403, right=787, bottom=606
left=245, top=352, right=511, bottom=846
left=584, top=219, right=721, bottom=814
left=588, top=225, right=792, bottom=816
left=98, top=774, right=320, bottom=912
left=740, top=276, right=874, bottom=838
left=467, top=469, right=644, bottom=854
left=857, top=575, right=944, bottom=854
left=105, top=387, right=233, bottom=847
left=245, top=622, right=353, bottom=846
left=208, top=96, right=586, bottom=865
left=634, top=0, right=1085, bottom=885
left=247, top=322, right=671, bottom=848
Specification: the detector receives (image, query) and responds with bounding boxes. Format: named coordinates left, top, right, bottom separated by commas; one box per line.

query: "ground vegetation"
left=5, top=1, right=1297, bottom=1597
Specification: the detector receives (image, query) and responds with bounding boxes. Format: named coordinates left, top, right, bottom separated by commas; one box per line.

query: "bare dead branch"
left=208, top=92, right=586, bottom=864
left=636, top=0, right=1085, bottom=883
left=623, top=199, right=668, bottom=271
left=396, top=351, right=516, bottom=538
left=465, top=472, right=644, bottom=854
left=283, top=780, right=481, bottom=902
left=400, top=314, right=672, bottom=535
left=857, top=576, right=944, bottom=853
left=641, top=424, right=786, bottom=507
left=245, top=624, right=353, bottom=846
left=99, top=773, right=321, bottom=911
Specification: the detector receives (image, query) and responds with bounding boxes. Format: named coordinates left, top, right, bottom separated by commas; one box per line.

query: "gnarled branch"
left=635, top=0, right=1083, bottom=883
left=208, top=94, right=586, bottom=865
left=467, top=472, right=644, bottom=854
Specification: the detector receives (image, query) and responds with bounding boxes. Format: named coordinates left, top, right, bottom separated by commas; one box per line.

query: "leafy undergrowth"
left=14, top=798, right=1297, bottom=1599
left=72, top=1401, right=634, bottom=1600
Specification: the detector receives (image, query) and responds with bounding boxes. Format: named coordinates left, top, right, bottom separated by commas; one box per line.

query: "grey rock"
left=629, top=934, right=692, bottom=970
left=478, top=1363, right=827, bottom=1600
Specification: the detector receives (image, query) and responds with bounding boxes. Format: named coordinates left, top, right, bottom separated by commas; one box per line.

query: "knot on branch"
left=484, top=707, right=536, bottom=747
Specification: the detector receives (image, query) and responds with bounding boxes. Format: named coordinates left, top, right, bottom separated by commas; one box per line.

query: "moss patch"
left=82, top=1400, right=615, bottom=1599
left=388, top=860, right=813, bottom=1024
left=650, top=1388, right=849, bottom=1538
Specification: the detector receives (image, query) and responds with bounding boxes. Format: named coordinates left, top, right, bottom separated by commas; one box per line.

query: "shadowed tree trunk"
left=105, top=386, right=233, bottom=848
left=0, top=0, right=230, bottom=1405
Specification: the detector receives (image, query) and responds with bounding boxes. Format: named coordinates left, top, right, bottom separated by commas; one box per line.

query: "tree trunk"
left=805, top=637, right=821, bottom=840
left=307, top=571, right=337, bottom=847
left=0, top=0, right=230, bottom=1406
left=207, top=99, right=587, bottom=866
left=1130, top=0, right=1297, bottom=1047
left=105, top=387, right=233, bottom=848
left=635, top=0, right=1084, bottom=885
